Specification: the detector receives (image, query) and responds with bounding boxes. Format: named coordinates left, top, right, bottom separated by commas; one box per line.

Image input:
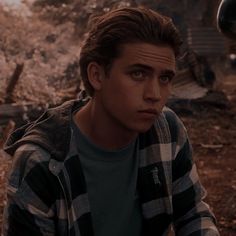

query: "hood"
left=4, top=99, right=86, bottom=161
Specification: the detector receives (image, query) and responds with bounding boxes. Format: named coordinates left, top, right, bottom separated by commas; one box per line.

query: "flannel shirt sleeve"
left=170, top=114, right=220, bottom=236
left=2, top=145, right=59, bottom=236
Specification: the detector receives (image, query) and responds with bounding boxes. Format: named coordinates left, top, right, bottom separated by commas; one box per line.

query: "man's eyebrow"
left=127, top=64, right=176, bottom=76
left=127, top=63, right=154, bottom=71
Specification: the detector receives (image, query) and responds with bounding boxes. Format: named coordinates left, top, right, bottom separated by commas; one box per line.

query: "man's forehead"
left=119, top=43, right=176, bottom=69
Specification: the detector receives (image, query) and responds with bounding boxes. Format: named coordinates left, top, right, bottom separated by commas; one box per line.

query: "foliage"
left=32, top=0, right=136, bottom=36
left=0, top=3, right=81, bottom=106
left=0, top=0, right=137, bottom=106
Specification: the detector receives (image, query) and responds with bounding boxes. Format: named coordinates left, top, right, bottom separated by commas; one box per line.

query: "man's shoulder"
left=161, top=106, right=186, bottom=135
left=11, top=144, right=53, bottom=181
left=162, top=106, right=181, bottom=123
left=146, top=106, right=187, bottom=145
left=15, top=143, right=51, bottom=162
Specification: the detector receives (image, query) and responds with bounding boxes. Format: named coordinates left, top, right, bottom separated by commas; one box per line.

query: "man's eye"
left=131, top=71, right=146, bottom=80
left=159, top=76, right=171, bottom=84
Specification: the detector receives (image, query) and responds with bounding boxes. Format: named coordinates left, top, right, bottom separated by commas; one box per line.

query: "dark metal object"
left=217, top=0, right=236, bottom=40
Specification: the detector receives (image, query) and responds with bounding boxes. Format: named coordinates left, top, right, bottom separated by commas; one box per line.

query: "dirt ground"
left=0, top=73, right=235, bottom=235
left=181, top=110, right=236, bottom=236
left=180, top=73, right=236, bottom=236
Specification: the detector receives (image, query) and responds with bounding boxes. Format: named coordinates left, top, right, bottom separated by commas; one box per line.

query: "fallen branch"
left=200, top=143, right=223, bottom=149
left=4, top=63, right=24, bottom=104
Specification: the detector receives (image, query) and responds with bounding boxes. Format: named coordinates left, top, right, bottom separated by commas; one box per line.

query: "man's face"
left=95, top=42, right=176, bottom=134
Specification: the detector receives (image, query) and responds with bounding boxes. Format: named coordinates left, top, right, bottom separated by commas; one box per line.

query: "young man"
left=2, top=7, right=219, bottom=236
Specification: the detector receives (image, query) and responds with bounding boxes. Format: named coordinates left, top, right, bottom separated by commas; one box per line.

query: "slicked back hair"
left=79, top=7, right=182, bottom=96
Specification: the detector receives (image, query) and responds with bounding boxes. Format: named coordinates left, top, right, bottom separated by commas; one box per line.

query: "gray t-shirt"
left=72, top=121, right=142, bottom=236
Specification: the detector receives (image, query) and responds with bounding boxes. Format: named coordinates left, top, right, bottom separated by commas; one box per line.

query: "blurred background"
left=0, top=0, right=235, bottom=235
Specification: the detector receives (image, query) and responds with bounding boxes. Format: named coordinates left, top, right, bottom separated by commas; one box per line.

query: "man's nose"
left=143, top=78, right=161, bottom=102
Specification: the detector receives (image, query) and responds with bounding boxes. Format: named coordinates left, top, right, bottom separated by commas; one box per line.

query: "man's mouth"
left=138, top=109, right=158, bottom=115
left=138, top=109, right=159, bottom=118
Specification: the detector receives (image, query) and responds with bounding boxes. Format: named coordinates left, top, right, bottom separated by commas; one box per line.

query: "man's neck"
left=73, top=100, right=138, bottom=150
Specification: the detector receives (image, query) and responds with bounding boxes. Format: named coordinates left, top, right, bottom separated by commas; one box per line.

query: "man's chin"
left=132, top=123, right=155, bottom=134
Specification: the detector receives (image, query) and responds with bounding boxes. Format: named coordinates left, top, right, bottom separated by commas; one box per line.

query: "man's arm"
left=2, top=145, right=59, bottom=236
left=172, top=128, right=219, bottom=235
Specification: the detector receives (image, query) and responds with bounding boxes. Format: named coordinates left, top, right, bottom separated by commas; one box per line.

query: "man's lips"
left=138, top=109, right=158, bottom=116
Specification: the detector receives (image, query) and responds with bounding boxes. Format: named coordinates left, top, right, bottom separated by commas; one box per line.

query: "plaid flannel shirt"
left=2, top=100, right=219, bottom=236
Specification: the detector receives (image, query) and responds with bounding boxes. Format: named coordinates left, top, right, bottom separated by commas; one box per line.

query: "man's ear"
left=87, top=62, right=105, bottom=91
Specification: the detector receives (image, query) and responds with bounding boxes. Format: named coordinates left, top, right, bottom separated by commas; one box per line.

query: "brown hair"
left=79, top=7, right=182, bottom=96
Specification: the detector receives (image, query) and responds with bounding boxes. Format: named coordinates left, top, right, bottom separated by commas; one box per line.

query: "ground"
left=180, top=72, right=236, bottom=236
left=0, top=73, right=235, bottom=235
left=181, top=108, right=236, bottom=236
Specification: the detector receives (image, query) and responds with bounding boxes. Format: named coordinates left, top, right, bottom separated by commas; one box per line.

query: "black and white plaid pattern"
left=2, top=100, right=219, bottom=236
